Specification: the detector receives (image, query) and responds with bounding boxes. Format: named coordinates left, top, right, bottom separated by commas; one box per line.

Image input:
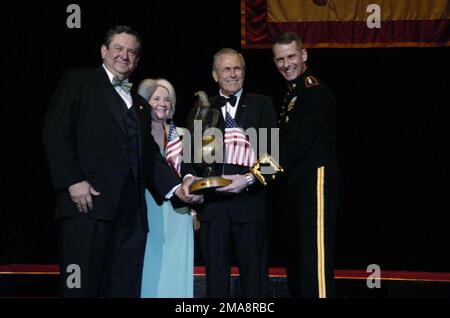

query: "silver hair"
left=138, top=78, right=177, bottom=116
left=212, top=48, right=246, bottom=72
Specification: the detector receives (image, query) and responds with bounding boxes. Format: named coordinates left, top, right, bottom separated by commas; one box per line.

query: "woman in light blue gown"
left=138, top=78, right=194, bottom=298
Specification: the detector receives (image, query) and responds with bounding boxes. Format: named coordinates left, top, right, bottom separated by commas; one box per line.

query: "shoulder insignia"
left=305, top=76, right=320, bottom=88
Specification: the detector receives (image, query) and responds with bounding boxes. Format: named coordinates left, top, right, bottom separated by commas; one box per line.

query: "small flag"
left=224, top=112, right=256, bottom=167
left=165, top=121, right=183, bottom=177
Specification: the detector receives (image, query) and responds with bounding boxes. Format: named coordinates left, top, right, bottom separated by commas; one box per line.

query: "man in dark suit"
left=42, top=25, right=202, bottom=298
left=272, top=32, right=338, bottom=298
left=197, top=48, right=277, bottom=297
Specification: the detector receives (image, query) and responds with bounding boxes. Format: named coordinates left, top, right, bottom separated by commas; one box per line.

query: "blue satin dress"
left=140, top=189, right=194, bottom=298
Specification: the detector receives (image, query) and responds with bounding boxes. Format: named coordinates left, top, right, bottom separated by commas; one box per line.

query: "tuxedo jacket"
left=197, top=91, right=277, bottom=223
left=42, top=67, right=180, bottom=232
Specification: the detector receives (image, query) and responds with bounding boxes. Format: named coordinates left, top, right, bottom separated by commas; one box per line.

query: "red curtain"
left=242, top=0, right=450, bottom=48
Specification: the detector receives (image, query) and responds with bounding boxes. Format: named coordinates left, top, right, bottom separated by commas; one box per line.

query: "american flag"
left=165, top=121, right=183, bottom=177
left=224, top=111, right=256, bottom=167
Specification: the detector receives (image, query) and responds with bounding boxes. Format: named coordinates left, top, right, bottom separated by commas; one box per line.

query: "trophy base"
left=189, top=177, right=232, bottom=195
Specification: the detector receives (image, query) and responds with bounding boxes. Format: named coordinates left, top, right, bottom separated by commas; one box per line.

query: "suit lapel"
left=132, top=92, right=149, bottom=159
left=211, top=96, right=225, bottom=131
left=132, top=92, right=147, bottom=117
left=94, top=67, right=127, bottom=135
left=234, top=92, right=248, bottom=128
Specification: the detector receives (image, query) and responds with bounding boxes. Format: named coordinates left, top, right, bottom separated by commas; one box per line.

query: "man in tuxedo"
left=42, top=25, right=202, bottom=298
left=272, top=32, right=338, bottom=298
left=197, top=48, right=277, bottom=297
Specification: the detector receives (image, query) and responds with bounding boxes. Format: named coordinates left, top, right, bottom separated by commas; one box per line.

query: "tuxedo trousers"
left=200, top=208, right=269, bottom=298
left=58, top=170, right=146, bottom=297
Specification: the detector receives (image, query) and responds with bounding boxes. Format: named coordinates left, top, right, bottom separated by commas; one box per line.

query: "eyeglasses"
left=219, top=66, right=243, bottom=75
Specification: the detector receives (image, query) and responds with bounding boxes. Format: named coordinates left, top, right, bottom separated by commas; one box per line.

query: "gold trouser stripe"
left=317, top=166, right=326, bottom=298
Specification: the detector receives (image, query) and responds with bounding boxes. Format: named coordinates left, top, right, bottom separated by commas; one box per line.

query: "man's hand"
left=68, top=181, right=101, bottom=213
left=215, top=174, right=249, bottom=194
left=175, top=176, right=204, bottom=204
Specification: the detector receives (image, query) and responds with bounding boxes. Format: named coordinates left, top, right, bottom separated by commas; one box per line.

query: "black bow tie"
left=219, top=94, right=237, bottom=107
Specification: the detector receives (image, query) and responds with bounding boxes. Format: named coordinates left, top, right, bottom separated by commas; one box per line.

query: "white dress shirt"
left=220, top=88, right=243, bottom=119
left=102, top=64, right=133, bottom=109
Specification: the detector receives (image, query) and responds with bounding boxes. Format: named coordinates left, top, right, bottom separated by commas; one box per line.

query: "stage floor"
left=1, top=264, right=450, bottom=298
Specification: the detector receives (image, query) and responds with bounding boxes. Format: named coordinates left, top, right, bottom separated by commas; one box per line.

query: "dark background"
left=2, top=1, right=449, bottom=272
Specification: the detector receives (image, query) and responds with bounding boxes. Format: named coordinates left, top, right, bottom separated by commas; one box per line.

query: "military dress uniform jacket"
left=279, top=68, right=338, bottom=184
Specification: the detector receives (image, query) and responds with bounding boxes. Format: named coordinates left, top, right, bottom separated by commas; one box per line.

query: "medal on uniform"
left=287, top=96, right=297, bottom=112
